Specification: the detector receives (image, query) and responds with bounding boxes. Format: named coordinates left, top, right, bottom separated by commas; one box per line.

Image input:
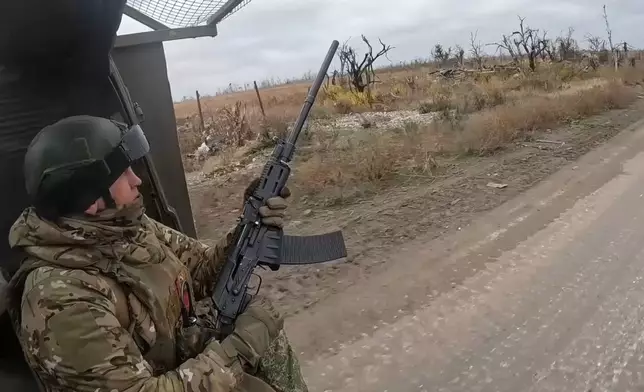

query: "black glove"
left=243, top=177, right=291, bottom=228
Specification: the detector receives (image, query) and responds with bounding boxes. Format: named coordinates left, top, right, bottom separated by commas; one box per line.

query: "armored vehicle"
left=0, top=1, right=249, bottom=389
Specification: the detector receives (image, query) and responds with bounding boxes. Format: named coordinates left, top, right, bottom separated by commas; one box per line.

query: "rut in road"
left=294, top=119, right=644, bottom=391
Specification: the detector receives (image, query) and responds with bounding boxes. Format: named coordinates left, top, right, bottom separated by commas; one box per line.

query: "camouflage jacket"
left=4, top=199, right=248, bottom=392
left=0, top=272, right=6, bottom=317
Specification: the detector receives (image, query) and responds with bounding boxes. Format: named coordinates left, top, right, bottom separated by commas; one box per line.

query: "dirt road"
left=293, top=117, right=644, bottom=391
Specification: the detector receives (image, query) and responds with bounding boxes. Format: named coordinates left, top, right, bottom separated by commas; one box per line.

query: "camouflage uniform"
left=5, top=196, right=308, bottom=392
left=0, top=272, right=7, bottom=318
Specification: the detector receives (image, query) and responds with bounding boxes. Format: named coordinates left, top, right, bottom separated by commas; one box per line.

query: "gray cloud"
left=117, top=0, right=644, bottom=100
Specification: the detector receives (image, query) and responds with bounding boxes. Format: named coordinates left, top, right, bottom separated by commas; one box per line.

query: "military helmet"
left=24, top=115, right=150, bottom=219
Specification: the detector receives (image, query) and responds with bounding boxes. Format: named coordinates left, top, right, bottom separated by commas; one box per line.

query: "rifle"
left=212, top=40, right=347, bottom=338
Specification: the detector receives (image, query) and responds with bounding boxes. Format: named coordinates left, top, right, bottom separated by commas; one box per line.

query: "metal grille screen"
left=126, top=0, right=252, bottom=28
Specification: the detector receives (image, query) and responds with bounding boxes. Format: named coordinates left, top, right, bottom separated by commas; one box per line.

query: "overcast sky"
left=117, top=0, right=644, bottom=100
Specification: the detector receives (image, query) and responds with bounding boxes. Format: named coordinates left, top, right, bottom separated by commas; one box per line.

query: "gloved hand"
left=243, top=177, right=292, bottom=228
left=215, top=296, right=284, bottom=372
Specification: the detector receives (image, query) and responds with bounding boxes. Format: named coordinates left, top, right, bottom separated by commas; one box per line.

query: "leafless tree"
left=454, top=45, right=465, bottom=67
left=537, top=36, right=556, bottom=61
left=585, top=33, right=609, bottom=63
left=469, top=30, right=484, bottom=69
left=330, top=70, right=338, bottom=86
left=603, top=4, right=618, bottom=69
left=585, top=34, right=606, bottom=53
left=617, top=42, right=637, bottom=67
left=336, top=45, right=349, bottom=85
left=512, top=16, right=549, bottom=70
left=432, top=44, right=452, bottom=65
left=556, top=27, right=579, bottom=61
left=490, top=16, right=548, bottom=70
left=490, top=34, right=521, bottom=64
left=336, top=35, right=394, bottom=93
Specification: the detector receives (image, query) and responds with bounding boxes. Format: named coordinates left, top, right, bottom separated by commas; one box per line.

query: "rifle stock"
left=211, top=40, right=347, bottom=338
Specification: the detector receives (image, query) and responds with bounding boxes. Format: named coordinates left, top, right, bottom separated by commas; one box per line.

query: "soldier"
left=4, top=115, right=308, bottom=391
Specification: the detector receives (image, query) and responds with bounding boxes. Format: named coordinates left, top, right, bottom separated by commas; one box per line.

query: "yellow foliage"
left=323, top=85, right=373, bottom=106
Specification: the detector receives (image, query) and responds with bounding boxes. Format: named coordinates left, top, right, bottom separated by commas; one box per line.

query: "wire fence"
left=126, top=0, right=253, bottom=28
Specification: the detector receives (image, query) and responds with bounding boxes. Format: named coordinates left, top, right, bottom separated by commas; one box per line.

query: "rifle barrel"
left=285, top=40, right=339, bottom=157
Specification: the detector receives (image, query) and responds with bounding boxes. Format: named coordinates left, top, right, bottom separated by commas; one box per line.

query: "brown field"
left=176, top=39, right=644, bottom=343
left=162, top=11, right=644, bottom=377
left=176, top=58, right=644, bottom=192
left=174, top=82, right=312, bottom=121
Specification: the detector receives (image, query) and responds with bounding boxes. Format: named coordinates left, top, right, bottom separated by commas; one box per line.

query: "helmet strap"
left=101, top=188, right=116, bottom=209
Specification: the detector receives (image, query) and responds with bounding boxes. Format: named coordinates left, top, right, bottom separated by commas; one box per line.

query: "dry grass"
left=292, top=122, right=440, bottom=204
left=177, top=58, right=644, bottom=204
left=174, top=60, right=611, bottom=164
left=448, top=80, right=637, bottom=154
left=175, top=84, right=336, bottom=169
left=315, top=61, right=608, bottom=117
left=291, top=73, right=640, bottom=203
left=174, top=83, right=311, bottom=121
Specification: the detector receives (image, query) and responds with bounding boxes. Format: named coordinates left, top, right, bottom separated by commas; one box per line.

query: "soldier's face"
left=85, top=167, right=142, bottom=214
left=109, top=167, right=142, bottom=206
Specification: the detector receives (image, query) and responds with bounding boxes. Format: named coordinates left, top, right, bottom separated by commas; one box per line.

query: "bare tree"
left=432, top=44, right=452, bottom=65
left=490, top=34, right=521, bottom=64
left=512, top=16, right=549, bottom=71
left=454, top=44, right=465, bottom=67
left=336, top=35, right=394, bottom=93
left=543, top=39, right=558, bottom=61
left=330, top=70, right=339, bottom=86
left=621, top=42, right=636, bottom=67
left=585, top=33, right=609, bottom=63
left=537, top=36, right=556, bottom=61
left=556, top=27, right=579, bottom=61
left=490, top=16, right=548, bottom=70
left=336, top=44, right=349, bottom=85
left=602, top=4, right=618, bottom=69
left=585, top=34, right=606, bottom=53
left=469, top=30, right=484, bottom=69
